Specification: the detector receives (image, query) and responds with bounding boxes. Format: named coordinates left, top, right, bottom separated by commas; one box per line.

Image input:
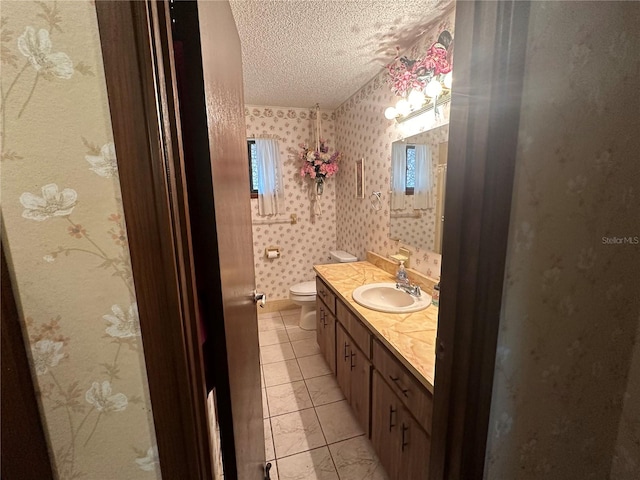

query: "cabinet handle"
left=388, top=406, right=396, bottom=431
left=401, top=423, right=409, bottom=452
left=389, top=375, right=409, bottom=397
left=344, top=342, right=350, bottom=360
left=320, top=309, right=327, bottom=327
left=350, top=351, right=356, bottom=370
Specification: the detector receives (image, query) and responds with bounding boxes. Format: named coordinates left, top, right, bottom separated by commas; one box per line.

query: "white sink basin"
left=352, top=283, right=431, bottom=314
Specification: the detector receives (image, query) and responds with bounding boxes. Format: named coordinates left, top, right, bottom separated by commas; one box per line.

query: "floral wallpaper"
left=245, top=105, right=338, bottom=300
left=485, top=2, right=640, bottom=479
left=389, top=124, right=449, bottom=252
left=333, top=8, right=455, bottom=281
left=1, top=1, right=159, bottom=478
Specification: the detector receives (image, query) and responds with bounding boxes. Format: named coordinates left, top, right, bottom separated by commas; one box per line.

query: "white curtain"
left=391, top=143, right=406, bottom=210
left=413, top=144, right=434, bottom=209
left=256, top=138, right=284, bottom=216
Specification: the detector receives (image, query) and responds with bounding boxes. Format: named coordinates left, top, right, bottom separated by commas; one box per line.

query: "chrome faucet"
left=396, top=282, right=421, bottom=297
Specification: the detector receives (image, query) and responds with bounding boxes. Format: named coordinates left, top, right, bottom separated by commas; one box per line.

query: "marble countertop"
left=314, top=261, right=438, bottom=393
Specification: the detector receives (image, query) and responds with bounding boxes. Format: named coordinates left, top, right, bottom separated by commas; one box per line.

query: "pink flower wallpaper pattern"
left=1, top=2, right=159, bottom=478
left=484, top=2, right=640, bottom=478
left=333, top=10, right=455, bottom=281
left=245, top=106, right=338, bottom=300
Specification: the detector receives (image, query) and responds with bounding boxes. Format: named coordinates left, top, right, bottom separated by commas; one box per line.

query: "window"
left=248, top=140, right=258, bottom=198
left=405, top=145, right=416, bottom=195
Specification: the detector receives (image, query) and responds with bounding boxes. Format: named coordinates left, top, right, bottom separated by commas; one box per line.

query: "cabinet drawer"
left=336, top=301, right=371, bottom=359
left=372, top=340, right=432, bottom=433
left=316, top=277, right=336, bottom=314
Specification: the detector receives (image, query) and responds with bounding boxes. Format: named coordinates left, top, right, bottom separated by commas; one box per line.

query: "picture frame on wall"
left=355, top=158, right=364, bottom=198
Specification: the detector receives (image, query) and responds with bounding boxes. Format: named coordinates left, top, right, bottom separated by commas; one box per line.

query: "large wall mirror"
left=389, top=124, right=449, bottom=253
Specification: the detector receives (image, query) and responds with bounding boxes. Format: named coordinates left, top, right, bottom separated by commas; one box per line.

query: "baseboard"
left=257, top=298, right=299, bottom=314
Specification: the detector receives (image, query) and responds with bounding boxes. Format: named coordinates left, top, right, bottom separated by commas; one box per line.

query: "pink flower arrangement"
left=299, top=140, right=341, bottom=182
left=386, top=39, right=452, bottom=97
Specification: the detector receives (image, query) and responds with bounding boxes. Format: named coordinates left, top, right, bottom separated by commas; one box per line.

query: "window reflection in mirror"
left=389, top=124, right=449, bottom=254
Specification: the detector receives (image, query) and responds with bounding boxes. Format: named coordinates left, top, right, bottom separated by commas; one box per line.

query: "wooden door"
left=371, top=372, right=402, bottom=479
left=349, top=341, right=371, bottom=435
left=189, top=1, right=263, bottom=478
left=336, top=324, right=352, bottom=402
left=95, top=1, right=262, bottom=478
left=430, top=2, right=531, bottom=478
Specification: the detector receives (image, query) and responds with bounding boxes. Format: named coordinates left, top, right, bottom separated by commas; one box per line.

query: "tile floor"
left=259, top=308, right=389, bottom=480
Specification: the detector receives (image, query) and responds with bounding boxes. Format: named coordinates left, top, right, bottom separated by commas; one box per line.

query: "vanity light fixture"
left=386, top=89, right=452, bottom=123
left=425, top=78, right=443, bottom=98
left=384, top=30, right=454, bottom=123
left=384, top=74, right=452, bottom=123
left=443, top=71, right=453, bottom=89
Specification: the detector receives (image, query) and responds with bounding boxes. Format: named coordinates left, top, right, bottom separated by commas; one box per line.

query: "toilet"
left=289, top=250, right=358, bottom=330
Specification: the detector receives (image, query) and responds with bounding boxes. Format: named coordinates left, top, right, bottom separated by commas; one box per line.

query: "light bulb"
left=425, top=78, right=443, bottom=98
left=396, top=99, right=411, bottom=116
left=443, top=72, right=453, bottom=89
left=384, top=106, right=398, bottom=120
left=408, top=89, right=426, bottom=109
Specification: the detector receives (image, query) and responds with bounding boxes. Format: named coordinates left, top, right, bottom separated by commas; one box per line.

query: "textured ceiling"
left=229, top=0, right=454, bottom=109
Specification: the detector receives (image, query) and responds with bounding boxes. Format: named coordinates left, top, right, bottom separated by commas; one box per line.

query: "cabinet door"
left=371, top=372, right=402, bottom=480
left=317, top=303, right=336, bottom=374
left=336, top=323, right=351, bottom=403
left=316, top=302, right=326, bottom=356
left=399, top=408, right=431, bottom=480
left=349, top=342, right=371, bottom=436
left=324, top=310, right=336, bottom=374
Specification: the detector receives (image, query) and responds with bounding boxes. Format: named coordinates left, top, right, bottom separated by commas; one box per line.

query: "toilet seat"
left=289, top=281, right=316, bottom=296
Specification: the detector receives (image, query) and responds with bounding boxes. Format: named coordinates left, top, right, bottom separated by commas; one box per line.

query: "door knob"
left=253, top=290, right=266, bottom=308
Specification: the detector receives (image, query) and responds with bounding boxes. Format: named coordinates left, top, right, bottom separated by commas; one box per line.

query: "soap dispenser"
left=396, top=261, right=409, bottom=285
left=432, top=278, right=440, bottom=307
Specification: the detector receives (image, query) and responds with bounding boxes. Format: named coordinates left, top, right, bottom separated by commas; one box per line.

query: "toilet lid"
left=290, top=281, right=316, bottom=296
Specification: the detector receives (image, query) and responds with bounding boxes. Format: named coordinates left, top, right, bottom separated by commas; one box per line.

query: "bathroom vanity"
left=314, top=255, right=438, bottom=479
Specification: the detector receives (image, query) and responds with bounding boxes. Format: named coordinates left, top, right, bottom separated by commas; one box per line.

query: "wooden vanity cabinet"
left=336, top=323, right=371, bottom=435
left=315, top=275, right=432, bottom=478
left=316, top=300, right=336, bottom=374
left=371, top=371, right=431, bottom=479
left=372, top=339, right=433, bottom=433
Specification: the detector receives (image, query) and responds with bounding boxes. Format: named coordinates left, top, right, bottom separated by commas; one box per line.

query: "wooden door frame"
left=1, top=245, right=55, bottom=479
left=93, top=0, right=533, bottom=479
left=430, top=1, right=531, bottom=479
left=95, top=2, right=212, bottom=478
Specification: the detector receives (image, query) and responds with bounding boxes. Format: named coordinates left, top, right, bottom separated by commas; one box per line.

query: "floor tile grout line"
left=302, top=373, right=345, bottom=408
left=266, top=413, right=276, bottom=465
left=265, top=381, right=313, bottom=418
left=272, top=433, right=367, bottom=467
left=261, top=312, right=383, bottom=479
left=326, top=434, right=368, bottom=480
left=266, top=395, right=347, bottom=421
left=273, top=444, right=333, bottom=464
left=326, top=439, right=342, bottom=479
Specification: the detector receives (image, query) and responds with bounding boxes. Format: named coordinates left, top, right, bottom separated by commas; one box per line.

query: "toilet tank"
left=329, top=250, right=358, bottom=263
